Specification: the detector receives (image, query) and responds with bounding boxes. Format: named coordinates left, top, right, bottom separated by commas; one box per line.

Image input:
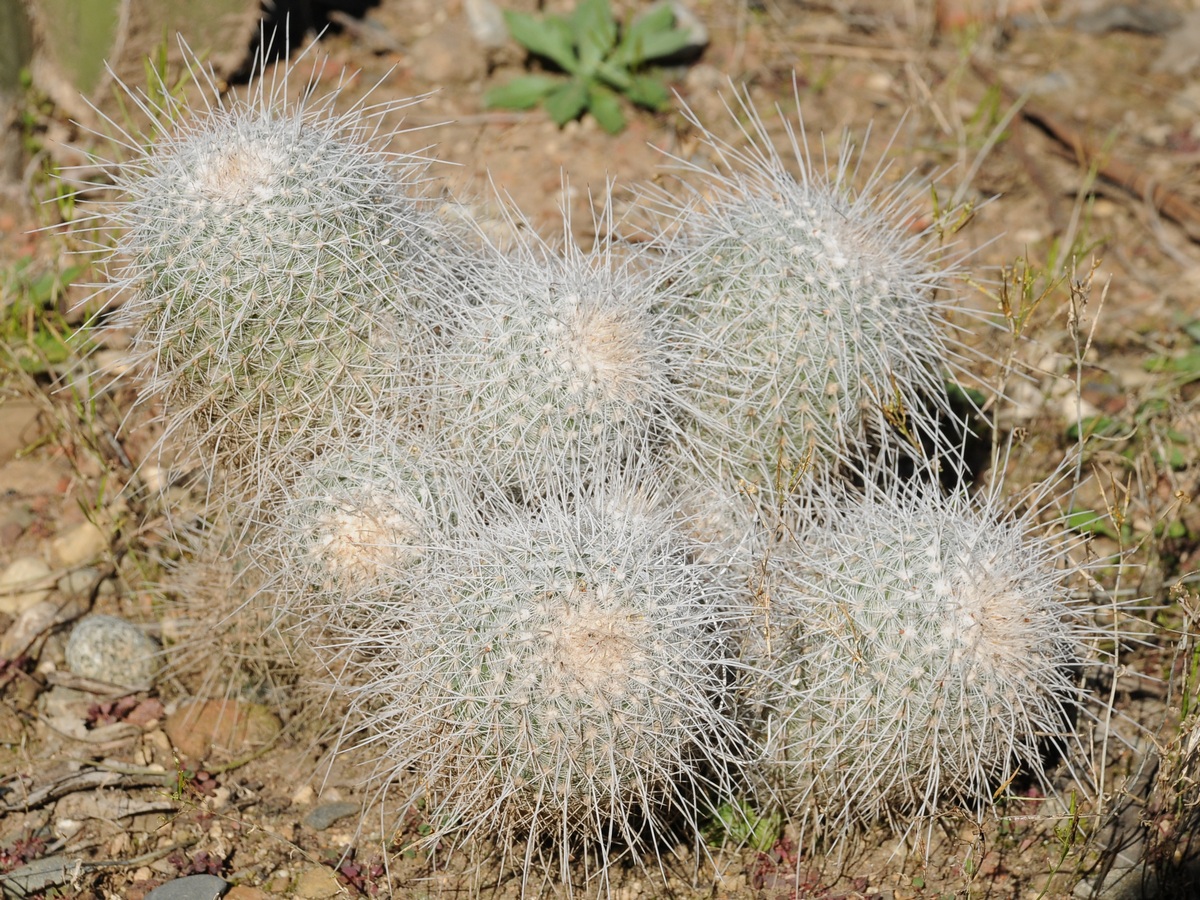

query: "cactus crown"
left=435, top=204, right=675, bottom=492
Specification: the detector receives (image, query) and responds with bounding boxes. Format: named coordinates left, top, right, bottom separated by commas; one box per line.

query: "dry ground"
left=2, top=0, right=1200, bottom=897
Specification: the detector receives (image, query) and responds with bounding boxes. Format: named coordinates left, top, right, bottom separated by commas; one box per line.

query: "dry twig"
left=972, top=61, right=1200, bottom=243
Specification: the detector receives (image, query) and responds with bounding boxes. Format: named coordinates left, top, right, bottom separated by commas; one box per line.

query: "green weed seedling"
left=703, top=799, right=783, bottom=852
left=485, top=0, right=694, bottom=133
left=1, top=256, right=87, bottom=375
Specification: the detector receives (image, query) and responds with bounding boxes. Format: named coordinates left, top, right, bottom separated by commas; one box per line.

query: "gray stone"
left=56, top=566, right=101, bottom=598
left=0, top=504, right=34, bottom=533
left=0, top=555, right=52, bottom=615
left=1074, top=4, right=1181, bottom=35
left=465, top=0, right=507, bottom=49
left=302, top=801, right=360, bottom=831
left=0, top=854, right=82, bottom=896
left=1153, top=10, right=1200, bottom=75
left=65, top=614, right=160, bottom=687
left=1021, top=70, right=1075, bottom=96
left=144, top=874, right=229, bottom=900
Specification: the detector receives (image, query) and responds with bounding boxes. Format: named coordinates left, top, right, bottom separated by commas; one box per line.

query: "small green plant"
left=484, top=0, right=694, bottom=134
left=1, top=256, right=87, bottom=375
left=703, top=799, right=783, bottom=852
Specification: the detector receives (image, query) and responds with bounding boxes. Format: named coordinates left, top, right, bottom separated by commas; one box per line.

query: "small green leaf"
left=1154, top=519, right=1188, bottom=539
left=615, top=17, right=694, bottom=66
left=702, top=799, right=782, bottom=852
left=1152, top=445, right=1190, bottom=471
left=612, top=4, right=677, bottom=66
left=632, top=26, right=694, bottom=63
left=1066, top=507, right=1121, bottom=541
left=1066, top=415, right=1125, bottom=442
left=544, top=80, right=589, bottom=126
left=945, top=380, right=987, bottom=409
left=594, top=58, right=633, bottom=92
left=1135, top=397, right=1171, bottom=418
left=1144, top=350, right=1200, bottom=376
left=503, top=10, right=578, bottom=72
left=586, top=83, right=625, bottom=133
left=628, top=3, right=676, bottom=36
left=625, top=73, right=670, bottom=110
left=483, top=75, right=562, bottom=110
left=571, top=0, right=617, bottom=74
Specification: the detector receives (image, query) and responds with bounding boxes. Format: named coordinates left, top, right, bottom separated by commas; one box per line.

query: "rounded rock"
left=65, top=614, right=160, bottom=686
left=56, top=567, right=101, bottom=598
left=144, top=875, right=229, bottom=900
left=0, top=556, right=52, bottom=615
left=49, top=520, right=108, bottom=569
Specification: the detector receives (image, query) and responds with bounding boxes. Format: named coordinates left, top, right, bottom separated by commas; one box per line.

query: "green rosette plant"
left=485, top=0, right=696, bottom=133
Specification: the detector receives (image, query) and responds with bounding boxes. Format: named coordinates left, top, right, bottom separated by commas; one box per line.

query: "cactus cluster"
left=91, top=44, right=1117, bottom=889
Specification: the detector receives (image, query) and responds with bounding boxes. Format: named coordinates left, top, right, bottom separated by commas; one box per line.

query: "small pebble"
left=164, top=699, right=282, bottom=762
left=56, top=566, right=101, bottom=598
left=144, top=874, right=229, bottom=900
left=0, top=505, right=33, bottom=544
left=0, top=556, right=52, bottom=615
left=0, top=854, right=79, bottom=895
left=65, top=614, right=160, bottom=686
left=293, top=866, right=342, bottom=900
left=302, top=801, right=360, bottom=831
left=465, top=0, right=507, bottom=48
left=49, top=519, right=108, bottom=568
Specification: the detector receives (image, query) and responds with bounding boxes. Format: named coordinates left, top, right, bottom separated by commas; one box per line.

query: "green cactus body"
left=339, top=479, right=746, bottom=878
left=104, top=68, right=461, bottom=499
left=755, top=479, right=1096, bottom=835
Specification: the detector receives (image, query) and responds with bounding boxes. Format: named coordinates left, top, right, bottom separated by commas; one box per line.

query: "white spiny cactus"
left=93, top=47, right=466, bottom=502
left=432, top=198, right=676, bottom=495
left=254, top=426, right=471, bottom=642
left=333, top=471, right=751, bottom=884
left=652, top=88, right=973, bottom=503
left=750, top=474, right=1104, bottom=837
